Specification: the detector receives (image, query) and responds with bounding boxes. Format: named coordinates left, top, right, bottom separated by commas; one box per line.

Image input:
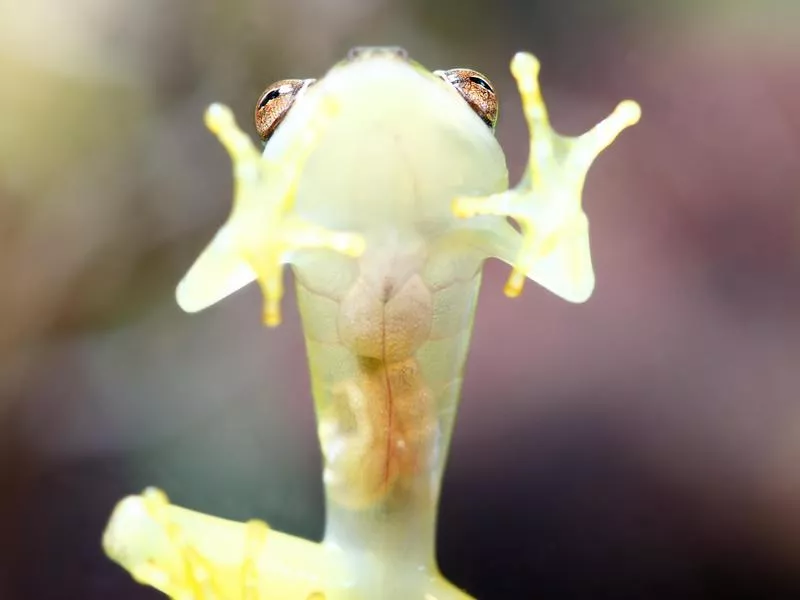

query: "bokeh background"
left=1, top=0, right=800, bottom=598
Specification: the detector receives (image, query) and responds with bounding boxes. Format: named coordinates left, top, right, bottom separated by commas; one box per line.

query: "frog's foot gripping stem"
left=176, top=102, right=365, bottom=326
left=103, top=489, right=476, bottom=600
left=453, top=52, right=640, bottom=302
left=102, top=488, right=345, bottom=600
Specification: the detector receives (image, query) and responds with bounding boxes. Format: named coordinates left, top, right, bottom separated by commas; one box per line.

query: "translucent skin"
left=281, top=59, right=507, bottom=563
left=103, top=49, right=641, bottom=599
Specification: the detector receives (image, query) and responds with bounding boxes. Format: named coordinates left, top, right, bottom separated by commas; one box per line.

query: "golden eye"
left=434, top=68, right=498, bottom=129
left=254, top=78, right=315, bottom=142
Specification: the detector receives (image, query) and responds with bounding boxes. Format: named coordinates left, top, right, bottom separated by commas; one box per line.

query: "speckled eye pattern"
left=254, top=78, right=315, bottom=142
left=435, top=68, right=498, bottom=129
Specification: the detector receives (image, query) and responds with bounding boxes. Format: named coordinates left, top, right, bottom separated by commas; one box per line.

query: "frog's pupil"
left=468, top=76, right=493, bottom=92
left=259, top=89, right=281, bottom=108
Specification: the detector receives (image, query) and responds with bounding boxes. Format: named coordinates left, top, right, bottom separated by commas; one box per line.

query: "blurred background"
left=1, top=0, right=799, bottom=598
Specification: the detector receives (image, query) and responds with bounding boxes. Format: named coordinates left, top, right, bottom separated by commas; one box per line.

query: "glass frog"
left=102, top=47, right=640, bottom=600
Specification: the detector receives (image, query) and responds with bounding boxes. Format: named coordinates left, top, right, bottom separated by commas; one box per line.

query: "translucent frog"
left=103, top=46, right=640, bottom=599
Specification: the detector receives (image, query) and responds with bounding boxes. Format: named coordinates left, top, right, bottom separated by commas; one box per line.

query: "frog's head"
left=254, top=47, right=499, bottom=147
left=247, top=46, right=508, bottom=238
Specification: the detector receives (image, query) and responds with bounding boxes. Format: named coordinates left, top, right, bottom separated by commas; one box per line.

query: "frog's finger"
left=573, top=99, right=641, bottom=171
left=452, top=190, right=517, bottom=220
left=282, top=216, right=366, bottom=258
left=510, top=52, right=555, bottom=187
left=205, top=103, right=262, bottom=167
left=241, top=520, right=269, bottom=600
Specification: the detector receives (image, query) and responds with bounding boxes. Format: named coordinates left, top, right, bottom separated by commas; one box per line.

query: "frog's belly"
left=292, top=227, right=483, bottom=513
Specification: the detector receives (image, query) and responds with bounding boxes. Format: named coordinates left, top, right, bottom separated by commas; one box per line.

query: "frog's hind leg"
left=104, top=488, right=225, bottom=599
left=103, top=488, right=349, bottom=599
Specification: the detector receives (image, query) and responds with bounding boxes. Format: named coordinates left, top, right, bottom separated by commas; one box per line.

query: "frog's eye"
left=434, top=68, right=498, bottom=129
left=254, top=78, right=316, bottom=142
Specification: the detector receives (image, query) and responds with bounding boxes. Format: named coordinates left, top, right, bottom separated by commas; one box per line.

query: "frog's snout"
left=347, top=46, right=408, bottom=61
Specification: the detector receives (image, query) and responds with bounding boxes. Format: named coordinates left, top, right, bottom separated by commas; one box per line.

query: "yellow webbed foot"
left=104, top=488, right=271, bottom=599
left=103, top=489, right=351, bottom=600
left=453, top=52, right=640, bottom=302
left=176, top=101, right=365, bottom=326
left=103, top=488, right=226, bottom=599
left=240, top=519, right=269, bottom=600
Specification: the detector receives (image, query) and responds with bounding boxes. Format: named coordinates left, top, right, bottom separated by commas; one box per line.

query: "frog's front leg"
left=176, top=102, right=365, bottom=326
left=455, top=52, right=641, bottom=302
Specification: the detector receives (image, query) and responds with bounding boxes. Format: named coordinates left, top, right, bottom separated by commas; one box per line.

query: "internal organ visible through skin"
left=317, top=270, right=438, bottom=510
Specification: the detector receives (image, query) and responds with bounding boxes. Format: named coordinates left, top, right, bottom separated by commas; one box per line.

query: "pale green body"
left=103, top=49, right=640, bottom=600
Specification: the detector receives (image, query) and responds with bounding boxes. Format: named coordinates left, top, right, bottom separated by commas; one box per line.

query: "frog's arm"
left=456, top=53, right=640, bottom=302
left=175, top=100, right=365, bottom=326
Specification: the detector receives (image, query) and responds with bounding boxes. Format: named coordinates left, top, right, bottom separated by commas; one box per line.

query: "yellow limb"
left=103, top=489, right=476, bottom=600
left=103, top=488, right=349, bottom=600
left=453, top=52, right=641, bottom=302
left=176, top=102, right=365, bottom=326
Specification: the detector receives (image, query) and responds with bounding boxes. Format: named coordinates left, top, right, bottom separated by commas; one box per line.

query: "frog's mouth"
left=345, top=46, right=409, bottom=62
